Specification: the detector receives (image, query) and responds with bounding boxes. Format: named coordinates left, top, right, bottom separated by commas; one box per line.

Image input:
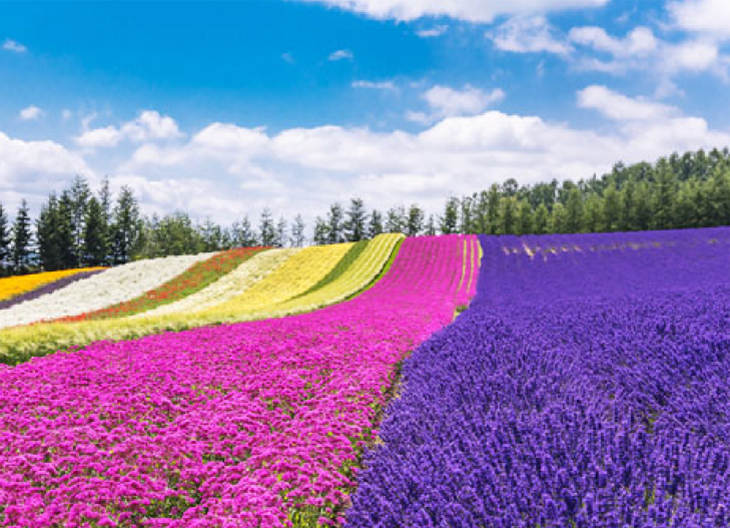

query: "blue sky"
left=2, top=0, right=730, bottom=226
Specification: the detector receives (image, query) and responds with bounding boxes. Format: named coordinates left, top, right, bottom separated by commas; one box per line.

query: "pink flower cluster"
left=0, top=235, right=477, bottom=527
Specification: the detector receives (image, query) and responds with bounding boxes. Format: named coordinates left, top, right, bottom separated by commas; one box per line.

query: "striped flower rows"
left=0, top=253, right=215, bottom=330
left=0, top=267, right=105, bottom=303
left=0, top=235, right=402, bottom=364
left=59, top=247, right=266, bottom=322
left=0, top=235, right=477, bottom=527
left=0, top=269, right=106, bottom=311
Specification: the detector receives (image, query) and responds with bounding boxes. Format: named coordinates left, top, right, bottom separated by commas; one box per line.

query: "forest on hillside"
left=1, top=147, right=730, bottom=275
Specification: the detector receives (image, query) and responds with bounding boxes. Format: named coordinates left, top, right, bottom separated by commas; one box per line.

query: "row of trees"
left=2, top=148, right=730, bottom=275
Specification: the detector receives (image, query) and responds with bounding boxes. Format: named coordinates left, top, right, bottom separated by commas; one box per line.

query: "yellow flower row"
left=0, top=235, right=403, bottom=364
left=0, top=268, right=106, bottom=302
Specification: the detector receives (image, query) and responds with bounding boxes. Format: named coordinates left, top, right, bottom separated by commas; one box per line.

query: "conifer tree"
left=344, top=198, right=367, bottom=241
left=0, top=203, right=10, bottom=275
left=12, top=200, right=33, bottom=274
left=406, top=204, right=425, bottom=237
left=111, top=186, right=141, bottom=264
left=290, top=214, right=306, bottom=247
left=82, top=197, right=109, bottom=266
left=368, top=210, right=384, bottom=238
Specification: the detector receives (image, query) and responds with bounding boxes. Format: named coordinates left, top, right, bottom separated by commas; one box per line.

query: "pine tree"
left=231, top=216, right=258, bottom=247
left=440, top=198, right=459, bottom=234
left=82, top=197, right=108, bottom=266
left=99, top=176, right=112, bottom=264
left=326, top=203, right=345, bottom=244
left=459, top=196, right=475, bottom=234
left=111, top=186, right=141, bottom=264
left=275, top=216, right=288, bottom=248
left=385, top=206, right=406, bottom=234
left=259, top=209, right=277, bottom=247
left=56, top=191, right=77, bottom=268
left=313, top=216, right=329, bottom=245
left=368, top=210, right=384, bottom=238
left=69, top=176, right=91, bottom=267
left=36, top=194, right=63, bottom=271
left=406, top=204, right=425, bottom=237
left=290, top=214, right=306, bottom=247
left=344, top=198, right=367, bottom=241
left=12, top=200, right=33, bottom=274
left=200, top=218, right=224, bottom=251
left=0, top=203, right=10, bottom=276
left=424, top=214, right=437, bottom=236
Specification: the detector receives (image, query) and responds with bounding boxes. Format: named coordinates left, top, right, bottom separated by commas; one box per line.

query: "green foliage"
left=11, top=200, right=33, bottom=275
left=0, top=203, right=9, bottom=275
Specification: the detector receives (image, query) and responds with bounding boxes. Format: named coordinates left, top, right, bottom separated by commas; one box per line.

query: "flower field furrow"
left=213, top=233, right=405, bottom=321
left=0, top=235, right=476, bottom=527
left=0, top=253, right=216, bottom=329
left=0, top=269, right=105, bottom=311
left=138, top=248, right=297, bottom=318
left=0, top=267, right=106, bottom=303
left=58, top=247, right=266, bottom=322
left=0, top=236, right=401, bottom=364
left=346, top=227, right=730, bottom=528
left=196, top=242, right=353, bottom=316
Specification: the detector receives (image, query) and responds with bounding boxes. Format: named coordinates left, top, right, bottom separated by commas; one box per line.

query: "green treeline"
left=1, top=148, right=730, bottom=276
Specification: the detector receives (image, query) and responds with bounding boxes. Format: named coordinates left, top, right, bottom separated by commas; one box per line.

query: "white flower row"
left=136, top=248, right=298, bottom=318
left=0, top=252, right=216, bottom=329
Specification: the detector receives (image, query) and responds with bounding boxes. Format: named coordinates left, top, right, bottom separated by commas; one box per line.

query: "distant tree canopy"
left=3, top=147, right=730, bottom=275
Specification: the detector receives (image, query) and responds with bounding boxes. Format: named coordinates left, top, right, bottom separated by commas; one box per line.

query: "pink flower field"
left=0, top=236, right=477, bottom=527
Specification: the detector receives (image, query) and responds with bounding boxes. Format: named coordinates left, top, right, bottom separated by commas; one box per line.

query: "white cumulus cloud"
left=669, top=0, right=730, bottom=39
left=75, top=110, right=184, bottom=148
left=19, top=105, right=43, bottom=121
left=490, top=16, right=572, bottom=54
left=577, top=85, right=678, bottom=121
left=295, top=0, right=609, bottom=23
left=2, top=39, right=27, bottom=53
left=408, top=85, right=505, bottom=124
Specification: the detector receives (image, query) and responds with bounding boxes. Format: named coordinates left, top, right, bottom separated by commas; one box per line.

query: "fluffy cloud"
left=569, top=26, right=658, bottom=57
left=116, top=91, right=730, bottom=222
left=296, top=0, right=609, bottom=23
left=407, top=85, right=505, bottom=124
left=577, top=85, right=678, bottom=121
left=75, top=110, right=184, bottom=148
left=4, top=93, right=730, bottom=224
left=569, top=26, right=724, bottom=77
left=490, top=16, right=572, bottom=54
left=2, top=39, right=27, bottom=53
left=328, top=49, right=353, bottom=61
left=0, top=132, right=94, bottom=212
left=19, top=106, right=43, bottom=121
left=669, top=0, right=730, bottom=39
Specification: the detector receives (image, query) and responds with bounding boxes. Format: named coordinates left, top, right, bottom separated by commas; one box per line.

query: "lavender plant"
left=347, top=227, right=730, bottom=528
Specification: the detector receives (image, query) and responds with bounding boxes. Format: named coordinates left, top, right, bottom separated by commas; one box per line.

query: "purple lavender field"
left=346, top=227, right=730, bottom=528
